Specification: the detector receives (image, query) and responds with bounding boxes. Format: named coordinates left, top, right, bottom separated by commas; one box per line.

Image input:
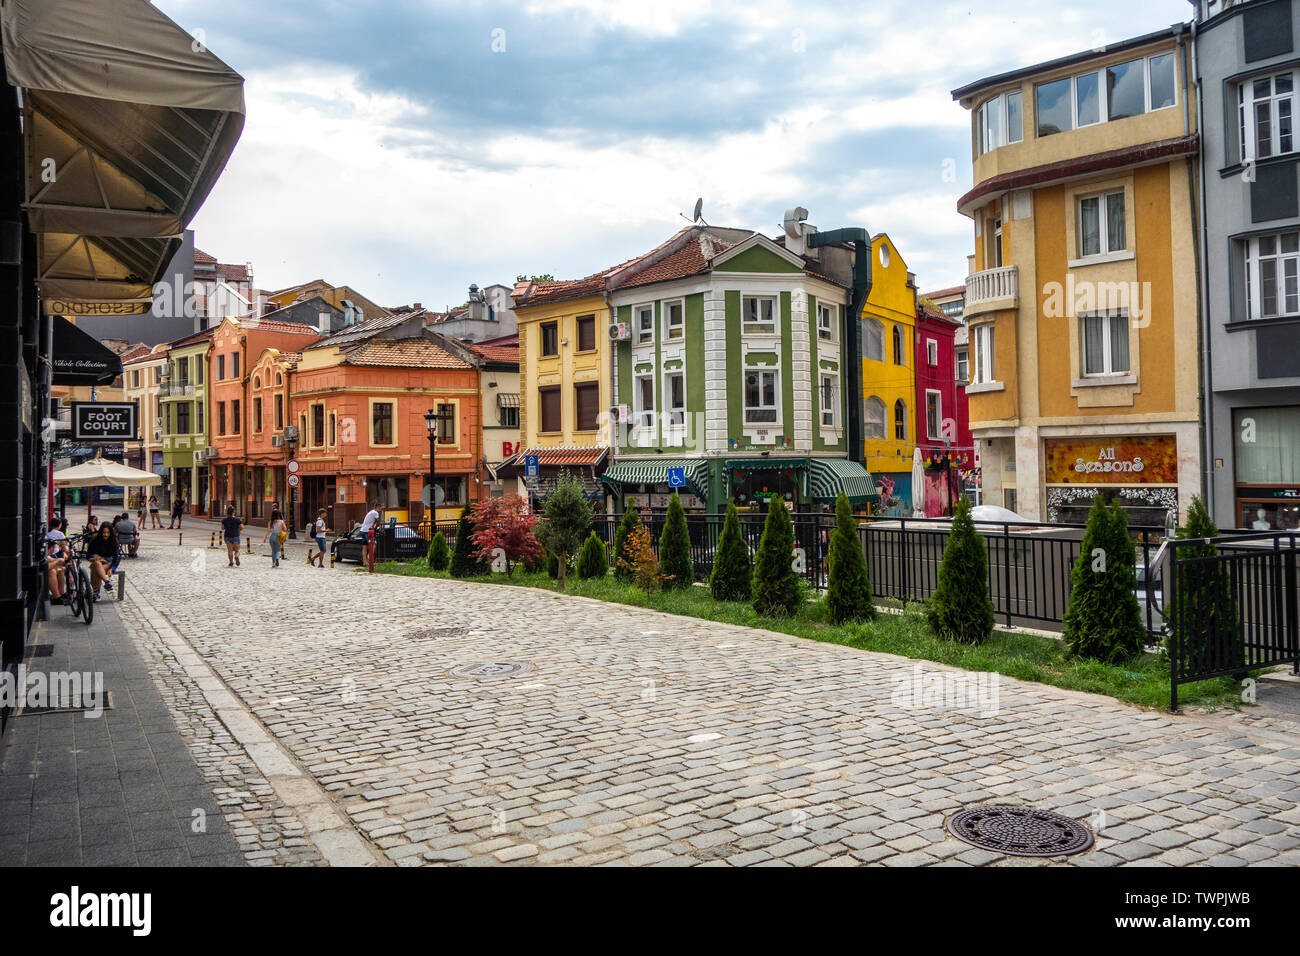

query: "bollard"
left=209, top=531, right=217, bottom=549
left=246, top=537, right=252, bottom=554
left=330, top=552, right=335, bottom=569
left=178, top=533, right=182, bottom=547
left=116, top=571, right=126, bottom=601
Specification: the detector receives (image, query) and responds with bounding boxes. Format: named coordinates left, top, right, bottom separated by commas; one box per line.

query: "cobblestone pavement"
left=115, top=520, right=1300, bottom=867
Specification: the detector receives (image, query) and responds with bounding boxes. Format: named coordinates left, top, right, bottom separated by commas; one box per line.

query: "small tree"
left=752, top=501, right=801, bottom=618
left=613, top=507, right=641, bottom=579
left=710, top=500, right=752, bottom=602
left=658, top=492, right=693, bottom=589
left=926, top=497, right=995, bottom=644
left=469, top=494, right=541, bottom=576
left=449, top=506, right=481, bottom=578
left=1062, top=497, right=1145, bottom=662
left=576, top=531, right=608, bottom=579
left=1168, top=495, right=1241, bottom=673
left=617, top=521, right=662, bottom=593
left=426, top=530, right=450, bottom=571
left=826, top=493, right=875, bottom=624
left=534, top=472, right=593, bottom=589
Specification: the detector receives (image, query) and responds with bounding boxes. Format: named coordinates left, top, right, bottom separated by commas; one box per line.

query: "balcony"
left=964, top=265, right=1018, bottom=318
left=159, top=382, right=195, bottom=398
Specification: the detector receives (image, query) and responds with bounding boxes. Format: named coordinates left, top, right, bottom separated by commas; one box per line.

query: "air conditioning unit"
left=154, top=417, right=163, bottom=429
left=271, top=435, right=284, bottom=447
left=608, top=322, right=631, bottom=342
left=202, top=446, right=218, bottom=460
left=609, top=404, right=631, bottom=424
left=153, top=429, right=162, bottom=442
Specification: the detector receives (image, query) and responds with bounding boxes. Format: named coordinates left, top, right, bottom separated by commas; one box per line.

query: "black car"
left=331, top=523, right=429, bottom=563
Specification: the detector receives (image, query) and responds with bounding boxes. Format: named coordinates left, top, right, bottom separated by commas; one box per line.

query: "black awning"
left=51, top=315, right=121, bottom=386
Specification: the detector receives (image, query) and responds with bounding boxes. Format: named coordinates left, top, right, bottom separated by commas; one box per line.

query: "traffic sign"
left=288, top=474, right=300, bottom=488
left=287, top=459, right=300, bottom=474
left=667, top=467, right=686, bottom=488
left=524, top=454, right=539, bottom=478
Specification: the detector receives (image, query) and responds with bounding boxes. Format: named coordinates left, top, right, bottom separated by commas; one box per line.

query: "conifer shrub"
left=925, top=497, right=995, bottom=644
left=826, top=493, right=875, bottom=624
left=576, top=531, right=609, bottom=580
left=1062, top=496, right=1146, bottom=663
left=752, top=501, right=801, bottom=618
left=426, top=530, right=450, bottom=571
left=1168, top=495, right=1241, bottom=673
left=710, top=500, right=752, bottom=602
left=449, top=506, right=480, bottom=578
left=658, top=492, right=694, bottom=589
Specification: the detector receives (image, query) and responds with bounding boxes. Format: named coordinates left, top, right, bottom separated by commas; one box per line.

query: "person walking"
left=148, top=494, right=161, bottom=528
left=263, top=509, right=287, bottom=568
left=221, top=506, right=244, bottom=567
left=308, top=509, right=329, bottom=568
left=136, top=493, right=147, bottom=527
left=359, top=505, right=381, bottom=571
left=168, top=491, right=186, bottom=529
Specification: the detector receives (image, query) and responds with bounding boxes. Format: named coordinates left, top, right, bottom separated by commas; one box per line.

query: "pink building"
left=915, top=305, right=973, bottom=515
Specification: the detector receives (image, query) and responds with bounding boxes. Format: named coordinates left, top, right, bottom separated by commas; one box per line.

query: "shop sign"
left=1044, top=436, right=1178, bottom=485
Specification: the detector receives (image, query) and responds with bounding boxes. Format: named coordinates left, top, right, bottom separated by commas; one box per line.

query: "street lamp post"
left=285, top=425, right=299, bottom=539
left=424, top=408, right=439, bottom=532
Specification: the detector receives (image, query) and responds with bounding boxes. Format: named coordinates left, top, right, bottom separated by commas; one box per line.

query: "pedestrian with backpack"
left=307, top=509, right=329, bottom=568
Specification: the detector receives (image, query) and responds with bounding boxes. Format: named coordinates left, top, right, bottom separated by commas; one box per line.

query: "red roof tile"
left=466, top=335, right=519, bottom=364
left=342, top=337, right=473, bottom=370
left=513, top=446, right=608, bottom=468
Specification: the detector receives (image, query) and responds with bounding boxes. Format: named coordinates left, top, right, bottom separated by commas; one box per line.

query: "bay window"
left=977, top=90, right=1023, bottom=154
left=1245, top=232, right=1300, bottom=319
left=972, top=324, right=996, bottom=384
left=1036, top=53, right=1176, bottom=138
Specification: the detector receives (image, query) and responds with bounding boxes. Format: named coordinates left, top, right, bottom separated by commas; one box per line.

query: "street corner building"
left=952, top=25, right=1202, bottom=527
left=1, top=0, right=245, bottom=652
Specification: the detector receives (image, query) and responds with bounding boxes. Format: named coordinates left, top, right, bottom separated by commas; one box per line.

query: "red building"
left=915, top=304, right=973, bottom=515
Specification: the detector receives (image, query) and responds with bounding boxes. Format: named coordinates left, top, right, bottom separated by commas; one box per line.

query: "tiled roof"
left=278, top=352, right=303, bottom=368
left=341, top=336, right=472, bottom=370
left=215, top=262, right=251, bottom=283
left=467, top=335, right=519, bottom=364
left=118, top=345, right=154, bottom=364
left=309, top=310, right=425, bottom=349
left=513, top=446, right=609, bottom=468
left=237, top=317, right=323, bottom=336
left=803, top=267, right=848, bottom=287
left=193, top=248, right=217, bottom=266
left=166, top=327, right=215, bottom=350
left=617, top=238, right=717, bottom=289
left=923, top=286, right=965, bottom=299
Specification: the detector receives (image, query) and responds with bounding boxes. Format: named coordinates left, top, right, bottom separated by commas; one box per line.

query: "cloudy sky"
left=160, top=0, right=1190, bottom=309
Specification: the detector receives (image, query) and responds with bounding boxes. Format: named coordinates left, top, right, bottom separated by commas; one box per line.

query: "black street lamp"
left=284, top=424, right=299, bottom=538
left=424, top=408, right=439, bottom=530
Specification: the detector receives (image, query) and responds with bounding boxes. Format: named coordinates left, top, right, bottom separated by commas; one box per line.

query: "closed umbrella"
left=54, top=453, right=162, bottom=522
left=911, top=449, right=926, bottom=518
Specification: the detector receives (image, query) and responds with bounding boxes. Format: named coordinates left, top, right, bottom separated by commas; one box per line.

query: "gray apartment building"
left=1194, top=0, right=1300, bottom=530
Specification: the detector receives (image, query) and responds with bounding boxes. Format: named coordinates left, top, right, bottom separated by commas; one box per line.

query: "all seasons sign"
left=71, top=402, right=137, bottom=442
left=1043, top=435, right=1178, bottom=485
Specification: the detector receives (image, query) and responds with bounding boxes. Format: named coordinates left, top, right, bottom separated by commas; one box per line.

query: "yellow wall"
left=516, top=294, right=609, bottom=449
left=860, top=235, right=917, bottom=473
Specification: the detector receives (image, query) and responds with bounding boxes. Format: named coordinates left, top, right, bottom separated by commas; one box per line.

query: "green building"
left=160, top=329, right=214, bottom=514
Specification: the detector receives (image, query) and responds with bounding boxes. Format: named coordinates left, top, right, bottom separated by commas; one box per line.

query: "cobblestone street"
left=75, top=521, right=1300, bottom=865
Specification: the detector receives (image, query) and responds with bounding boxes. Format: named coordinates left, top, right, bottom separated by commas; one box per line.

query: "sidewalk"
left=0, top=595, right=245, bottom=866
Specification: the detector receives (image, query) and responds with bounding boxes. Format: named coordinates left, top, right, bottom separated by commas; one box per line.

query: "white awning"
left=2, top=0, right=245, bottom=301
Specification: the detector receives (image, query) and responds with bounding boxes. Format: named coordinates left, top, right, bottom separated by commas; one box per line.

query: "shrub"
left=710, top=500, right=752, bottom=602
left=826, top=493, right=875, bottom=624
left=658, top=492, right=693, bottom=589
left=752, top=501, right=801, bottom=618
left=617, top=521, right=662, bottom=593
left=449, top=506, right=480, bottom=578
left=1062, top=496, right=1145, bottom=663
left=926, top=497, right=995, bottom=644
left=426, top=530, right=450, bottom=571
left=1168, top=495, right=1241, bottom=673
left=576, top=531, right=608, bottom=580
left=469, top=494, right=541, bottom=576
left=613, top=507, right=641, bottom=580
left=534, top=472, right=594, bottom=589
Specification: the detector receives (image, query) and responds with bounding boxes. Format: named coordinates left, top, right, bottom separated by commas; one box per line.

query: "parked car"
left=331, top=523, right=429, bottom=563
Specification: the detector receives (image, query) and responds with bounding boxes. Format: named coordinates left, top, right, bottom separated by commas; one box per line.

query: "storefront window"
left=1234, top=407, right=1300, bottom=484
left=366, top=476, right=407, bottom=510
left=1239, top=500, right=1300, bottom=531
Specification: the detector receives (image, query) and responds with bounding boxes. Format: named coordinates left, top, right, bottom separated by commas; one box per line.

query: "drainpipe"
left=808, top=228, right=873, bottom=465
left=605, top=290, right=617, bottom=515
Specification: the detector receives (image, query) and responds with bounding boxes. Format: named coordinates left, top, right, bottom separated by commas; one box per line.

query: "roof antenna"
left=679, top=197, right=708, bottom=227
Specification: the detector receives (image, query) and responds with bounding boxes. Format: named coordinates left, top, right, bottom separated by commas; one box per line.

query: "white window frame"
left=1077, top=190, right=1126, bottom=258
left=663, top=299, right=685, bottom=341
left=977, top=90, right=1024, bottom=155
left=863, top=396, right=886, bottom=440
left=925, top=389, right=943, bottom=440
left=926, top=338, right=939, bottom=366
left=972, top=324, right=996, bottom=384
left=635, top=304, right=654, bottom=344
left=633, top=373, right=656, bottom=444
left=742, top=295, right=778, bottom=335
left=664, top=370, right=686, bottom=427
left=820, top=372, right=839, bottom=428
left=743, top=369, right=779, bottom=424
left=1245, top=231, right=1300, bottom=320
left=1080, top=312, right=1132, bottom=377
left=1036, top=54, right=1177, bottom=138
left=1239, top=70, right=1297, bottom=162
left=956, top=347, right=969, bottom=383
left=817, top=303, right=836, bottom=341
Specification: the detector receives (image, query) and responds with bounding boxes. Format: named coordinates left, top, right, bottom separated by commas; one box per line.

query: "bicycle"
left=61, top=532, right=96, bottom=625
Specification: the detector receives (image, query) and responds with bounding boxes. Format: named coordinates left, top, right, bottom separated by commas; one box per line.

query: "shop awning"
left=496, top=393, right=520, bottom=408
left=51, top=315, right=121, bottom=385
left=2, top=0, right=246, bottom=301
left=809, top=458, right=878, bottom=503
left=600, top=458, right=710, bottom=501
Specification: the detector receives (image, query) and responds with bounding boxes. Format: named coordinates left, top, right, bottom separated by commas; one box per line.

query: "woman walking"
left=263, top=509, right=287, bottom=568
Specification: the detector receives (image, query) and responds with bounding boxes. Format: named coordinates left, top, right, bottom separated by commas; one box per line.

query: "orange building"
left=208, top=317, right=322, bottom=522
left=290, top=311, right=482, bottom=531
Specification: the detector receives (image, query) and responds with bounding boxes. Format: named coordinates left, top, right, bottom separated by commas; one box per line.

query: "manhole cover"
left=945, top=806, right=1094, bottom=858
left=23, top=645, right=53, bottom=658
left=450, top=661, right=534, bottom=680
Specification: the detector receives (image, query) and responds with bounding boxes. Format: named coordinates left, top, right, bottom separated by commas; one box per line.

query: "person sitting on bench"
left=114, top=512, right=140, bottom=558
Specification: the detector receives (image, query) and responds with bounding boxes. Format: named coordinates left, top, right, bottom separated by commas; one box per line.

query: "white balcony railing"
left=964, top=265, right=1018, bottom=315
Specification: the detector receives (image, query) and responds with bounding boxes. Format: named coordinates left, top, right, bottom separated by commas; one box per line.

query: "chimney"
left=413, top=302, right=423, bottom=311
left=317, top=311, right=331, bottom=334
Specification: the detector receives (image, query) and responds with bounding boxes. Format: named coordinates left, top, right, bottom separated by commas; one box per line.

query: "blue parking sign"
left=667, top=467, right=685, bottom=488
left=525, top=454, right=539, bottom=478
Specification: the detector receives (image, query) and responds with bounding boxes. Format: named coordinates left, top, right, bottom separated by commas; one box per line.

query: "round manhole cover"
left=945, top=806, right=1094, bottom=858
left=450, top=661, right=534, bottom=680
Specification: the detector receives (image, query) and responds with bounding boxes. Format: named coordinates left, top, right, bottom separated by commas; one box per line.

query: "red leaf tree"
left=469, top=494, right=541, bottom=575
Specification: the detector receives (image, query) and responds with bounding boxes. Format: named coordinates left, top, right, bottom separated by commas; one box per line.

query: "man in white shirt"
left=359, top=507, right=380, bottom=570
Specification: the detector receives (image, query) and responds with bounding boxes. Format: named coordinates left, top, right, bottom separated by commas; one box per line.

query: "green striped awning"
left=809, top=458, right=878, bottom=503
left=599, top=458, right=710, bottom=500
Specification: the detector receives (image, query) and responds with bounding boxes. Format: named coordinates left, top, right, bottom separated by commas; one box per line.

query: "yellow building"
left=121, top=344, right=171, bottom=505
left=953, top=26, right=1201, bottom=525
left=505, top=277, right=613, bottom=500
left=860, top=234, right=918, bottom=498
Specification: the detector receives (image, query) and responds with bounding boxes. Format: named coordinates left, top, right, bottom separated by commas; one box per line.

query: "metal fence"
left=1166, top=532, right=1300, bottom=710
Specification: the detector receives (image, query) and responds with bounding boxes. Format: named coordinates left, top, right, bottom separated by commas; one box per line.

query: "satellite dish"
left=692, top=198, right=703, bottom=222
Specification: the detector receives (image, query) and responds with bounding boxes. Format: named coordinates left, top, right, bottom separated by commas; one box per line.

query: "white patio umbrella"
left=911, top=448, right=926, bottom=518
left=54, top=454, right=162, bottom=521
